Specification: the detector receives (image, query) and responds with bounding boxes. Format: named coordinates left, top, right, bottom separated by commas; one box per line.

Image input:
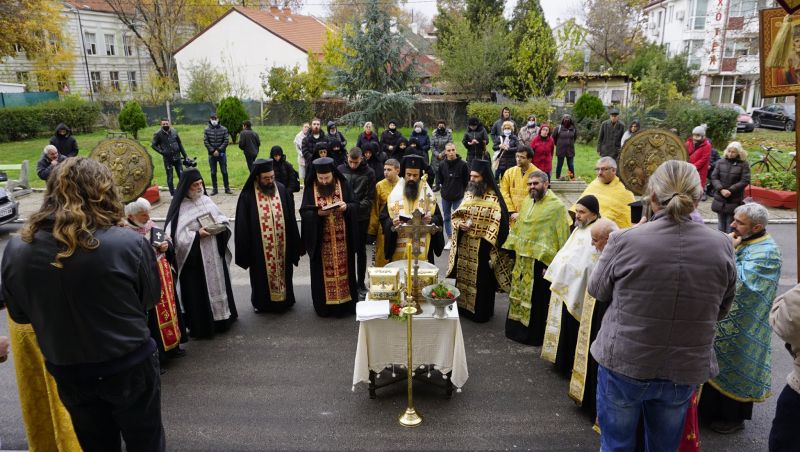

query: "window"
left=16, top=72, right=29, bottom=84
left=123, top=35, right=134, bottom=57
left=709, top=76, right=748, bottom=105
left=90, top=71, right=101, bottom=93
left=729, top=0, right=757, bottom=17
left=667, top=5, right=674, bottom=23
left=691, top=0, right=708, bottom=30
left=665, top=43, right=671, bottom=55
left=104, top=34, right=115, bottom=56
left=588, top=90, right=601, bottom=98
left=85, top=32, right=96, bottom=55
left=684, top=39, right=704, bottom=68
left=657, top=11, right=663, bottom=29
left=128, top=71, right=137, bottom=91
left=109, top=71, right=120, bottom=91
left=611, top=90, right=625, bottom=104
left=565, top=90, right=577, bottom=104
left=724, top=39, right=754, bottom=58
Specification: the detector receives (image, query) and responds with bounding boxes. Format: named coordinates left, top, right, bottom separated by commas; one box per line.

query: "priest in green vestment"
left=502, top=170, right=571, bottom=345
left=699, top=203, right=782, bottom=433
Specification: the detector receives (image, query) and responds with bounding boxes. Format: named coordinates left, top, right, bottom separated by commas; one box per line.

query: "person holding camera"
left=152, top=118, right=188, bottom=195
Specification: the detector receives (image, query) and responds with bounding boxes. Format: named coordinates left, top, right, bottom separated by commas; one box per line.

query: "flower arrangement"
left=428, top=281, right=456, bottom=300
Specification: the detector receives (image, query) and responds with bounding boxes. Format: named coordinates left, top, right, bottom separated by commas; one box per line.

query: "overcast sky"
left=301, top=0, right=583, bottom=28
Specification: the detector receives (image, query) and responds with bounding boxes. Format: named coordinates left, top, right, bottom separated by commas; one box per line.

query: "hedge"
left=664, top=101, right=737, bottom=151
left=0, top=97, right=100, bottom=142
left=467, top=100, right=554, bottom=130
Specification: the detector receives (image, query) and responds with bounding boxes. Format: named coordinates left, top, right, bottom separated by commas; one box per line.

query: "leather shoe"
left=225, top=188, right=233, bottom=194
left=710, top=420, right=744, bottom=434
left=210, top=189, right=219, bottom=196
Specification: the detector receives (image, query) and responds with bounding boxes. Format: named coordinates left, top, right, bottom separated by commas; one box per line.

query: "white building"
left=553, top=72, right=634, bottom=108
left=0, top=0, right=153, bottom=99
left=174, top=6, right=329, bottom=101
left=644, top=0, right=775, bottom=109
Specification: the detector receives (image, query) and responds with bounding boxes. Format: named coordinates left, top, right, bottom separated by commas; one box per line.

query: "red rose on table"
left=446, top=291, right=454, bottom=299
left=391, top=304, right=401, bottom=316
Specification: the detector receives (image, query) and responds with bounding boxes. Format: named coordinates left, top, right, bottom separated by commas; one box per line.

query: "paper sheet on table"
left=356, top=300, right=390, bottom=321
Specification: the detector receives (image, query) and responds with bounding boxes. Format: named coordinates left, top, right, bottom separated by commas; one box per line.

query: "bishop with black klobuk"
left=235, top=159, right=303, bottom=313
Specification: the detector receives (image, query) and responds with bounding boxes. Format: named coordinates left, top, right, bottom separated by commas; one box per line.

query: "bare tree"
left=582, top=0, right=647, bottom=70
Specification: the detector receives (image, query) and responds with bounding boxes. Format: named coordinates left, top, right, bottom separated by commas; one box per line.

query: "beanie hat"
left=576, top=195, right=600, bottom=216
left=692, top=124, right=707, bottom=136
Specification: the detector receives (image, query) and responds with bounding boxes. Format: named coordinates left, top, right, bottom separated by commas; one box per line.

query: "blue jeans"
left=208, top=152, right=229, bottom=190
left=441, top=197, right=462, bottom=238
left=597, top=365, right=694, bottom=452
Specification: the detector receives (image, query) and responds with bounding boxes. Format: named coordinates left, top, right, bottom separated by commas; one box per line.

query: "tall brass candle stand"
left=398, top=304, right=422, bottom=427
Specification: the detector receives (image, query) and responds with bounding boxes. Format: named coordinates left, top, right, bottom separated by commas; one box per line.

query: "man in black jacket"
left=151, top=118, right=188, bottom=194
left=36, top=145, right=67, bottom=181
left=462, top=117, right=489, bottom=163
left=50, top=123, right=79, bottom=157
left=436, top=142, right=469, bottom=248
left=2, top=157, right=164, bottom=452
left=302, top=118, right=328, bottom=164
left=327, top=121, right=347, bottom=149
left=238, top=120, right=261, bottom=171
left=490, top=106, right=517, bottom=143
left=203, top=113, right=231, bottom=195
left=381, top=119, right=404, bottom=158
left=337, top=148, right=376, bottom=294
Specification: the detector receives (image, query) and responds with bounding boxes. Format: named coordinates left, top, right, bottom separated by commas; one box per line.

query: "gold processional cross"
left=393, top=209, right=440, bottom=312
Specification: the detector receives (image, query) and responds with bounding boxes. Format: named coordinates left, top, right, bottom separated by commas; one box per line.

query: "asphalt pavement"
left=0, top=220, right=797, bottom=451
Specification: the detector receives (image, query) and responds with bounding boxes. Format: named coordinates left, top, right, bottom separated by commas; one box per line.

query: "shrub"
left=118, top=100, right=147, bottom=139
left=39, top=96, right=101, bottom=134
left=572, top=93, right=606, bottom=122
left=664, top=101, right=738, bottom=151
left=216, top=96, right=248, bottom=143
left=0, top=107, right=43, bottom=141
left=751, top=171, right=797, bottom=191
left=466, top=100, right=554, bottom=130
left=575, top=117, right=603, bottom=144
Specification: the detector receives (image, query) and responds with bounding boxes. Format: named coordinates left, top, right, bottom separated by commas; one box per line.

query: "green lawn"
left=0, top=125, right=600, bottom=188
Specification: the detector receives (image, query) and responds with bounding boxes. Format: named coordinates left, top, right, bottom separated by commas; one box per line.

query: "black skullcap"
left=468, top=117, right=480, bottom=126
left=388, top=118, right=398, bottom=126
left=312, top=157, right=335, bottom=173
left=315, top=141, right=329, bottom=151
left=253, top=159, right=273, bottom=173
left=577, top=194, right=600, bottom=216
left=471, top=159, right=492, bottom=175
left=400, top=154, right=426, bottom=174
left=409, top=137, right=420, bottom=146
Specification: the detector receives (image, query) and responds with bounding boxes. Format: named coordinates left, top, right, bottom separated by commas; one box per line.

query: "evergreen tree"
left=503, top=5, right=557, bottom=99
left=118, top=101, right=147, bottom=140
left=333, top=0, right=416, bottom=97
left=432, top=0, right=465, bottom=48
left=465, top=0, right=504, bottom=28
left=216, top=97, right=248, bottom=144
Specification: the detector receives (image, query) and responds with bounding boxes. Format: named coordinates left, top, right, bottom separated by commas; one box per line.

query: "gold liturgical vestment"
left=368, top=177, right=397, bottom=267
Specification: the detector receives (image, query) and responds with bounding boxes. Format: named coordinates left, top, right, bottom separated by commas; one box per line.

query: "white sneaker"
left=444, top=240, right=452, bottom=250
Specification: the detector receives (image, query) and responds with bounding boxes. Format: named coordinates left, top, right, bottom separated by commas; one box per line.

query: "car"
left=0, top=187, right=19, bottom=226
left=751, top=103, right=796, bottom=131
left=719, top=103, right=755, bottom=132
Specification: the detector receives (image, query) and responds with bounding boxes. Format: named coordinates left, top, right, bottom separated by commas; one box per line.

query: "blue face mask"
left=503, top=130, right=511, bottom=136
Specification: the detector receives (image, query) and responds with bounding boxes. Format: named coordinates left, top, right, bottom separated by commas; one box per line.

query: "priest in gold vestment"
left=367, top=158, right=400, bottom=267
left=571, top=157, right=634, bottom=229
left=235, top=159, right=303, bottom=313
left=447, top=159, right=513, bottom=322
left=379, top=155, right=445, bottom=264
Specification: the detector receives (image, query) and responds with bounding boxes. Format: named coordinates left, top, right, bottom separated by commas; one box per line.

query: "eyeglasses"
left=594, top=167, right=612, bottom=172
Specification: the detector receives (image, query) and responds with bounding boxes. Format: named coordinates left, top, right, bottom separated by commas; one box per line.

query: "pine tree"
left=465, top=0, right=504, bottom=28
left=432, top=0, right=465, bottom=48
left=503, top=5, right=557, bottom=100
left=333, top=0, right=416, bottom=97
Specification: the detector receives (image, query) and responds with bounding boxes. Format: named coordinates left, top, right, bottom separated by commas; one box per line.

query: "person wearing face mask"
left=711, top=142, right=750, bottom=233
left=326, top=121, right=347, bottom=149
left=152, top=118, right=188, bottom=195
left=462, top=117, right=489, bottom=163
left=430, top=119, right=453, bottom=191
left=203, top=113, right=231, bottom=195
left=490, top=106, right=517, bottom=143
left=518, top=114, right=539, bottom=145
left=380, top=119, right=405, bottom=158
left=492, top=120, right=519, bottom=180
left=686, top=124, right=712, bottom=200
left=165, top=169, right=237, bottom=339
left=409, top=120, right=431, bottom=161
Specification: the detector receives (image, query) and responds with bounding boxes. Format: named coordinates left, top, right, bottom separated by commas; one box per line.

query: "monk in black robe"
left=379, top=155, right=445, bottom=264
left=165, top=169, right=237, bottom=338
left=235, top=159, right=303, bottom=313
left=299, top=157, right=359, bottom=317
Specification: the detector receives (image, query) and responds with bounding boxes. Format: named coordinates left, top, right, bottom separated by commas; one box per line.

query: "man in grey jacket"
left=596, top=108, right=625, bottom=161
left=588, top=160, right=736, bottom=451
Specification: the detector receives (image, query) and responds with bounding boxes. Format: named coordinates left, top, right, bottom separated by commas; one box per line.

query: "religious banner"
left=706, top=0, right=729, bottom=72
left=761, top=9, right=800, bottom=97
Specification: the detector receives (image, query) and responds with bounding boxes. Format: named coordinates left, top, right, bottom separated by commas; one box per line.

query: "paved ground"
left=0, top=190, right=797, bottom=450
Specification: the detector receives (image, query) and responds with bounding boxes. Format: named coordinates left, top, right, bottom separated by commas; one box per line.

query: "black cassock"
left=179, top=230, right=238, bottom=339
left=235, top=181, right=302, bottom=313
left=378, top=203, right=445, bottom=265
left=299, top=178, right=360, bottom=317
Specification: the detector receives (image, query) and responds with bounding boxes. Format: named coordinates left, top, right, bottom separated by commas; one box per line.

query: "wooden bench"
left=0, top=161, right=32, bottom=197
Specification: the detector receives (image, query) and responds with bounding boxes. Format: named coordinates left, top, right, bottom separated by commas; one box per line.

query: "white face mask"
left=210, top=120, right=219, bottom=126
left=503, top=130, right=511, bottom=136
left=527, top=121, right=535, bottom=127
left=414, top=127, right=422, bottom=133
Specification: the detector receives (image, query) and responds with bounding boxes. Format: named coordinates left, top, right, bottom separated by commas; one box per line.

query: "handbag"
left=491, top=148, right=503, bottom=172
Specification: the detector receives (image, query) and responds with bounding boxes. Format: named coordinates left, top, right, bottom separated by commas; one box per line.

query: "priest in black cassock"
left=379, top=155, right=445, bottom=264
left=165, top=169, right=237, bottom=338
left=235, top=159, right=303, bottom=313
left=300, top=157, right=359, bottom=317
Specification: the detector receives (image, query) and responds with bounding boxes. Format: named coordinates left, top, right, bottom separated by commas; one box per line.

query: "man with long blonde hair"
left=1, top=157, right=165, bottom=451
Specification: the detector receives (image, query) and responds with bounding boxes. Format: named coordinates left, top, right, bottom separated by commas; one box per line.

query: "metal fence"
left=0, top=92, right=59, bottom=108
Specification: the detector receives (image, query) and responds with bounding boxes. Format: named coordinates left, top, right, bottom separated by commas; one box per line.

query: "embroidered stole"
left=255, top=184, right=287, bottom=301
left=315, top=181, right=351, bottom=304
left=155, top=254, right=181, bottom=351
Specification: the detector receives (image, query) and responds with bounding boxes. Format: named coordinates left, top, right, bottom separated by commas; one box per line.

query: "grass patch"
left=0, top=125, right=601, bottom=188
